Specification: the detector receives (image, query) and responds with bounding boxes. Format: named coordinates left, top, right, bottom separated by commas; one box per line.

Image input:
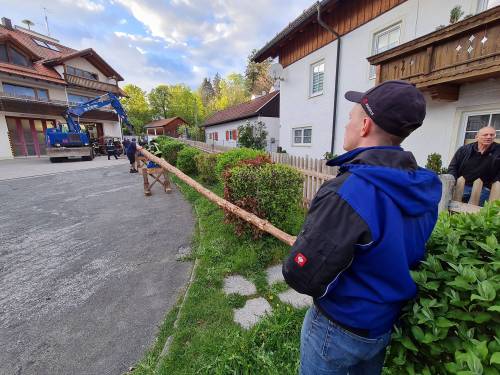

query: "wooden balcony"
left=64, top=73, right=120, bottom=94
left=368, top=6, right=500, bottom=101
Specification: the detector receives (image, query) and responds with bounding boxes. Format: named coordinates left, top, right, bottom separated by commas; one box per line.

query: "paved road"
left=0, top=161, right=194, bottom=375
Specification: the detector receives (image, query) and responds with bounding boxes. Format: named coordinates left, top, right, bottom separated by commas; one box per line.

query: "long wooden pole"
left=137, top=147, right=297, bottom=246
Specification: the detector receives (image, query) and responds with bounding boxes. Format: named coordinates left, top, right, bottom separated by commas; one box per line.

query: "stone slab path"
left=223, top=264, right=312, bottom=329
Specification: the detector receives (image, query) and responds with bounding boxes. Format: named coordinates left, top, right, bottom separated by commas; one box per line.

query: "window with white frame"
left=310, top=61, right=325, bottom=96
left=293, top=127, right=312, bottom=145
left=477, top=0, right=500, bottom=12
left=463, top=111, right=500, bottom=144
left=370, top=23, right=401, bottom=79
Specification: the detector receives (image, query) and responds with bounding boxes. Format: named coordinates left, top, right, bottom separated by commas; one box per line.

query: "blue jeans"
left=300, top=305, right=392, bottom=375
left=462, top=185, right=490, bottom=206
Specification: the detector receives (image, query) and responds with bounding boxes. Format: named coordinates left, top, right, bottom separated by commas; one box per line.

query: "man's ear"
left=360, top=117, right=372, bottom=137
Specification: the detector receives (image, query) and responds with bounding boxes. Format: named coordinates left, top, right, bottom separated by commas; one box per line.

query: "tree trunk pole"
left=137, top=146, right=296, bottom=246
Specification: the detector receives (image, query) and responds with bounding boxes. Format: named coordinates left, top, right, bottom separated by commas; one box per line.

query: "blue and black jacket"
left=283, top=146, right=442, bottom=337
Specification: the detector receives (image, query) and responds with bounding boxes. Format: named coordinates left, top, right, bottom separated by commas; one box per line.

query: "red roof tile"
left=144, top=117, right=187, bottom=128
left=203, top=91, right=279, bottom=127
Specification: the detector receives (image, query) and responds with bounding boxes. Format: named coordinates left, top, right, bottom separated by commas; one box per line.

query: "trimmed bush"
left=215, top=147, right=267, bottom=179
left=224, top=162, right=304, bottom=236
left=195, top=153, right=219, bottom=185
left=176, top=147, right=201, bottom=175
left=384, top=201, right=500, bottom=374
left=157, top=138, right=185, bottom=166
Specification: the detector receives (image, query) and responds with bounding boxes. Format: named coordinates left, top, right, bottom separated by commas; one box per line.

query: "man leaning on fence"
left=447, top=126, right=500, bottom=206
left=282, top=80, right=442, bottom=375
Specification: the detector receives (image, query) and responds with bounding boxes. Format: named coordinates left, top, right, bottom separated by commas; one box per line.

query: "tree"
left=22, top=19, right=35, bottom=30
left=245, top=49, right=274, bottom=96
left=237, top=120, right=268, bottom=150
left=167, top=84, right=202, bottom=127
left=149, top=85, right=171, bottom=119
left=212, top=73, right=250, bottom=111
left=212, top=72, right=222, bottom=99
left=199, top=78, right=215, bottom=107
left=121, top=84, right=151, bottom=135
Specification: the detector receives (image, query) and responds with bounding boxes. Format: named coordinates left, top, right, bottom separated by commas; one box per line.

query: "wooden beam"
left=428, top=83, right=459, bottom=101
left=137, top=147, right=297, bottom=246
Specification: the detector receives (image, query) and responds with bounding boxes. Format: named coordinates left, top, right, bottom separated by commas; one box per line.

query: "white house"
left=0, top=17, right=125, bottom=160
left=254, top=0, right=500, bottom=166
left=203, top=91, right=280, bottom=152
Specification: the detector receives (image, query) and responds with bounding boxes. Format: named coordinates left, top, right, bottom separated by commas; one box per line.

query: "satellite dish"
left=269, top=63, right=284, bottom=81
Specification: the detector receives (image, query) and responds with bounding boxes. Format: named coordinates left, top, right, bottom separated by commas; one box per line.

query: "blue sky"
left=0, top=0, right=313, bottom=91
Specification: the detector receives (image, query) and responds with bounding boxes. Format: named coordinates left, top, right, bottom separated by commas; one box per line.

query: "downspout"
left=316, top=2, right=341, bottom=155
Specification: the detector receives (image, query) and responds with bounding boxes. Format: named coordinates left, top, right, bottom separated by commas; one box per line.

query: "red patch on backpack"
left=294, top=253, right=308, bottom=267
left=362, top=97, right=369, bottom=104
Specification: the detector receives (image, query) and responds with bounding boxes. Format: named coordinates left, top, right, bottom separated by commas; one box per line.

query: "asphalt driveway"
left=0, top=161, right=194, bottom=375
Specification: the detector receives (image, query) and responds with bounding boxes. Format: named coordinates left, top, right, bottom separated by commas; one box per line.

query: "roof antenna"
left=43, top=7, right=51, bottom=36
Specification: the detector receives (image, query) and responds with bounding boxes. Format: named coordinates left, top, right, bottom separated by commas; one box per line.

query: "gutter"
left=316, top=2, right=341, bottom=155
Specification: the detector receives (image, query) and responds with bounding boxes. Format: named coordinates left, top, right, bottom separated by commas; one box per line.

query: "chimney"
left=1, top=17, right=13, bottom=30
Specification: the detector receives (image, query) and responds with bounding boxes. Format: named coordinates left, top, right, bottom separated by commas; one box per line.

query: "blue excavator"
left=46, top=92, right=133, bottom=162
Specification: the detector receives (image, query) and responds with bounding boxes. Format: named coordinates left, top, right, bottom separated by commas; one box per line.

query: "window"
left=66, top=65, right=98, bottom=81
left=32, top=38, right=60, bottom=51
left=463, top=111, right=500, bottom=144
left=68, top=94, right=93, bottom=104
left=3, top=83, right=49, bottom=100
left=293, top=127, right=312, bottom=145
left=310, top=61, right=325, bottom=96
left=0, top=44, right=30, bottom=67
left=477, top=0, right=500, bottom=12
left=228, top=129, right=237, bottom=140
left=370, top=23, right=401, bottom=78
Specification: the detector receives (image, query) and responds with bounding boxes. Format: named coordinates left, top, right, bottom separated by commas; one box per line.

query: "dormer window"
left=0, top=43, right=30, bottom=67
left=66, top=65, right=98, bottom=81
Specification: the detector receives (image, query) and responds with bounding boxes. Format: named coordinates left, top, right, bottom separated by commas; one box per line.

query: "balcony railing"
left=64, top=73, right=120, bottom=94
left=368, top=6, right=500, bottom=100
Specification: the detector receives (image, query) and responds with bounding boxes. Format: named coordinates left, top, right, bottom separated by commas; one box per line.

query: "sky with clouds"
left=0, top=0, right=313, bottom=91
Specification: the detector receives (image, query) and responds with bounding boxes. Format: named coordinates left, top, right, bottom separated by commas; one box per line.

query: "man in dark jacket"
left=127, top=138, right=138, bottom=173
left=448, top=126, right=499, bottom=205
left=283, top=80, right=442, bottom=375
left=106, top=140, right=118, bottom=160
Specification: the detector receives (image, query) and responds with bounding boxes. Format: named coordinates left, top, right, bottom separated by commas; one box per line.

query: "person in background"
left=106, top=139, right=118, bottom=160
left=122, top=138, right=130, bottom=158
left=127, top=138, right=138, bottom=173
left=448, top=126, right=499, bottom=206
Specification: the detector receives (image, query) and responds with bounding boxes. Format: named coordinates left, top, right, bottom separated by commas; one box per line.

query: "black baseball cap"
left=345, top=80, right=426, bottom=138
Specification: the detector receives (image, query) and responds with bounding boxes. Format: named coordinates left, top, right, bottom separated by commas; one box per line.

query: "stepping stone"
left=234, top=297, right=272, bottom=329
left=223, top=275, right=256, bottom=296
left=278, top=289, right=313, bottom=309
left=176, top=245, right=192, bottom=260
left=266, top=264, right=284, bottom=285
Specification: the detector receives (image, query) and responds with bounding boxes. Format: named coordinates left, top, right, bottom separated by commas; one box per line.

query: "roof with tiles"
left=0, top=22, right=122, bottom=84
left=203, top=91, right=279, bottom=127
left=144, top=117, right=188, bottom=128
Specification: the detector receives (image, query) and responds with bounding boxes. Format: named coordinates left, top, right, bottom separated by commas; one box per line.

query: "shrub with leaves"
left=384, top=201, right=500, bottom=374
left=157, top=137, right=185, bottom=166
left=215, top=147, right=267, bottom=179
left=176, top=146, right=201, bottom=175
left=237, top=120, right=268, bottom=150
left=194, top=153, right=219, bottom=185
left=224, top=161, right=303, bottom=236
left=426, top=152, right=448, bottom=174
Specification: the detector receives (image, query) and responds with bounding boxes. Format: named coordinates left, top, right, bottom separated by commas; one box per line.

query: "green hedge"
left=215, top=148, right=267, bottom=180
left=157, top=138, right=185, bottom=166
left=225, top=162, right=304, bottom=236
left=384, top=201, right=500, bottom=374
left=195, top=153, right=219, bottom=185
left=176, top=147, right=201, bottom=175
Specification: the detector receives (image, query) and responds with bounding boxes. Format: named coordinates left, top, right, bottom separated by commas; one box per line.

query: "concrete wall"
left=279, top=0, right=482, bottom=162
left=204, top=116, right=280, bottom=152
left=0, top=113, right=13, bottom=159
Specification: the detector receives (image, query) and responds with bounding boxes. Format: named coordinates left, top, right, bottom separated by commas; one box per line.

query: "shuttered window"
left=310, top=61, right=324, bottom=96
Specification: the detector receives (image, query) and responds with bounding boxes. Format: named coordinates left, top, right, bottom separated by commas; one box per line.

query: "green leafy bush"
left=215, top=147, right=267, bottom=179
left=194, top=153, right=219, bottom=185
left=176, top=147, right=201, bottom=175
left=157, top=137, right=185, bottom=165
left=224, top=162, right=303, bottom=236
left=426, top=153, right=448, bottom=174
left=237, top=120, right=268, bottom=150
left=384, top=201, right=500, bottom=374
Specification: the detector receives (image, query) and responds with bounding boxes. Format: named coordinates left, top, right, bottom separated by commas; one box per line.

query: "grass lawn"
left=132, top=176, right=307, bottom=375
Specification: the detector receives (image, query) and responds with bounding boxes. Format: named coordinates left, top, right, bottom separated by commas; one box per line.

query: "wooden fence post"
left=438, top=174, right=455, bottom=213
left=490, top=181, right=500, bottom=201
left=468, top=178, right=483, bottom=206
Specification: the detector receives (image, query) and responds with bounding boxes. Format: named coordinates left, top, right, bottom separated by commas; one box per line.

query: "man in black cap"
left=283, top=80, right=442, bottom=375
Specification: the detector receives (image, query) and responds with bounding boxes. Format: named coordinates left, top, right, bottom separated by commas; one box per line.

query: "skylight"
left=32, top=38, right=60, bottom=52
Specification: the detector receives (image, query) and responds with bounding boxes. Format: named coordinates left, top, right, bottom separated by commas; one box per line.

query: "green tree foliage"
left=384, top=202, right=500, bottom=375
left=237, top=120, right=268, bottom=150
left=245, top=49, right=274, bottom=96
left=212, top=72, right=222, bottom=99
left=199, top=77, right=215, bottom=107
left=148, top=85, right=171, bottom=120
left=426, top=153, right=447, bottom=174
left=167, top=84, right=204, bottom=126
left=121, top=84, right=151, bottom=135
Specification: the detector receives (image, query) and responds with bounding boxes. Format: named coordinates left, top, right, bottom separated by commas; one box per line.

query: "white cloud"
left=114, top=31, right=159, bottom=43
left=59, top=0, right=105, bottom=12
left=135, top=46, right=146, bottom=54
left=119, top=18, right=127, bottom=24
